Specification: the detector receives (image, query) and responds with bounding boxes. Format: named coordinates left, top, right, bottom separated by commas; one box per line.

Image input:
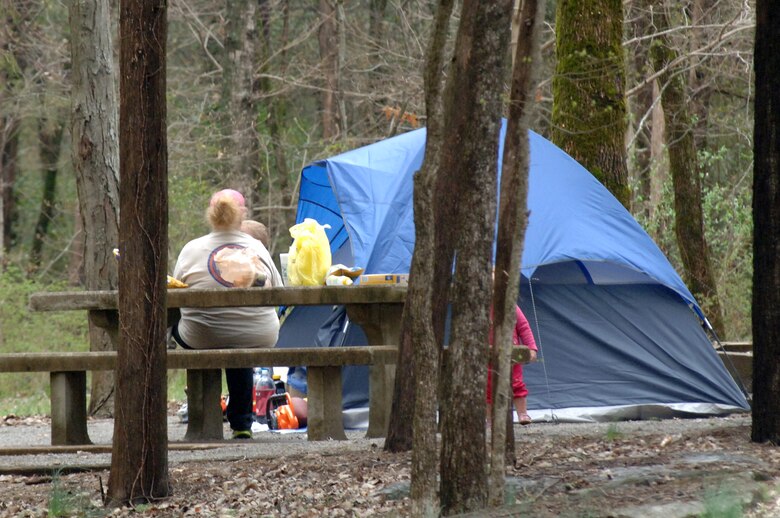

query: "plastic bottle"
left=272, top=373, right=286, bottom=394
left=253, top=367, right=275, bottom=424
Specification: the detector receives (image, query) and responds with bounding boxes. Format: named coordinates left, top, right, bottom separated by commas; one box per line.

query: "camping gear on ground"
left=287, top=218, right=332, bottom=286
left=272, top=374, right=286, bottom=394
left=253, top=367, right=275, bottom=424
left=266, top=392, right=300, bottom=430
left=275, top=122, right=749, bottom=424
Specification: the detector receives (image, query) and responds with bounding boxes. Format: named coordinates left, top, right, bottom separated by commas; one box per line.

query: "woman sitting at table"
left=171, top=188, right=283, bottom=439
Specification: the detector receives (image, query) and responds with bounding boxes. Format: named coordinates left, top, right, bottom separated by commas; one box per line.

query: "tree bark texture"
left=400, top=1, right=454, bottom=515
left=385, top=0, right=454, bottom=458
left=551, top=0, right=631, bottom=209
left=437, top=1, right=513, bottom=514
left=488, top=0, right=544, bottom=506
left=107, top=0, right=169, bottom=506
left=385, top=0, right=454, bottom=460
left=224, top=0, right=259, bottom=208
left=69, top=0, right=121, bottom=417
left=751, top=0, right=780, bottom=444
left=648, top=6, right=725, bottom=338
left=318, top=0, right=339, bottom=140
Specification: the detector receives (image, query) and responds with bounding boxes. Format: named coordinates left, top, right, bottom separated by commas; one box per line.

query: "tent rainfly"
left=276, top=123, right=750, bottom=424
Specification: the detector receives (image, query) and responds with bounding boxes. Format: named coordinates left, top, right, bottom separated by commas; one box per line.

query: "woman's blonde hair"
left=206, top=189, right=246, bottom=231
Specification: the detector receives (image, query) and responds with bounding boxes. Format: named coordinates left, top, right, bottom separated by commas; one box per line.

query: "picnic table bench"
left=17, top=286, right=406, bottom=445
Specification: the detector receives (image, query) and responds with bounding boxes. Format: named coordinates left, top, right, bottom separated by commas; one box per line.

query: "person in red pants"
left=488, top=305, right=538, bottom=425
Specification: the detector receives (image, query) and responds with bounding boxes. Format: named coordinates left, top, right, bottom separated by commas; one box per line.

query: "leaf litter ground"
left=3, top=413, right=780, bottom=517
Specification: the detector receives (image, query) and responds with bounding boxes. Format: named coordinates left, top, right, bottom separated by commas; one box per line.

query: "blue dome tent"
left=276, top=124, right=749, bottom=424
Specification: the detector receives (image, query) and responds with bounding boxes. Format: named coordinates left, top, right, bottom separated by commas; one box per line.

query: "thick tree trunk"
left=648, top=6, right=725, bottom=338
left=437, top=1, right=513, bottom=514
left=107, top=0, right=169, bottom=506
left=488, top=0, right=544, bottom=506
left=30, top=118, right=65, bottom=269
left=391, top=1, right=454, bottom=515
left=69, top=0, right=121, bottom=417
left=385, top=0, right=454, bottom=461
left=751, top=0, right=780, bottom=444
left=551, top=0, right=631, bottom=209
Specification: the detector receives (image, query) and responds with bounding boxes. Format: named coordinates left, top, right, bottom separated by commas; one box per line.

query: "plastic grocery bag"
left=287, top=218, right=332, bottom=286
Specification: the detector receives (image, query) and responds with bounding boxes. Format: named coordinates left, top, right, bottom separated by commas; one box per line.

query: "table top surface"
left=30, top=285, right=408, bottom=312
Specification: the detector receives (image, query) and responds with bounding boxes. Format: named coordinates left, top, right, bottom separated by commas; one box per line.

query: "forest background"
left=0, top=0, right=754, bottom=415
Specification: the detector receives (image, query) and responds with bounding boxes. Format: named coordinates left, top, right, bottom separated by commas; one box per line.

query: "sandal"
left=519, top=413, right=532, bottom=426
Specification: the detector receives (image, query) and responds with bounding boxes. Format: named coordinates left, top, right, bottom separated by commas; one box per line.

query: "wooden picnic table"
left=27, top=285, right=406, bottom=443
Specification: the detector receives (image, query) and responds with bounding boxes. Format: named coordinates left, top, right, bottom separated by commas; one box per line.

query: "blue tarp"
left=280, top=125, right=749, bottom=421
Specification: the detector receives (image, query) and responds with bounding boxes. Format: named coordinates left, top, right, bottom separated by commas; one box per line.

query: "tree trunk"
left=335, top=0, right=347, bottom=138
left=69, top=0, right=121, bottom=417
left=224, top=0, right=259, bottom=207
left=257, top=0, right=292, bottom=246
left=364, top=0, right=388, bottom=126
left=648, top=6, right=725, bottom=338
left=30, top=117, right=65, bottom=269
left=385, top=0, right=454, bottom=457
left=488, top=0, right=544, bottom=506
left=687, top=0, right=715, bottom=154
left=437, top=1, right=512, bottom=514
left=649, top=80, right=666, bottom=226
left=626, top=0, right=654, bottom=219
left=68, top=204, right=84, bottom=285
left=0, top=118, right=20, bottom=258
left=0, top=0, right=32, bottom=259
left=318, top=0, right=339, bottom=140
left=107, top=0, right=169, bottom=506
left=395, top=1, right=453, bottom=514
left=551, top=0, right=631, bottom=209
left=750, top=0, right=780, bottom=444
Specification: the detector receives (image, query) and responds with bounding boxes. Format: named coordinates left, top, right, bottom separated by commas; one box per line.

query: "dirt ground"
left=2, top=412, right=780, bottom=517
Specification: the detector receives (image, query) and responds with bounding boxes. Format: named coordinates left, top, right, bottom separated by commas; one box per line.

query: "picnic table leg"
left=346, top=303, right=402, bottom=438
left=307, top=366, right=347, bottom=440
left=346, top=304, right=403, bottom=348
left=50, top=371, right=91, bottom=445
left=367, top=363, right=395, bottom=438
left=184, top=369, right=224, bottom=441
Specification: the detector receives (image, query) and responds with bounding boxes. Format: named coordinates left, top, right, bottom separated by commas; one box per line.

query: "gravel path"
left=0, top=416, right=382, bottom=473
left=0, top=412, right=751, bottom=473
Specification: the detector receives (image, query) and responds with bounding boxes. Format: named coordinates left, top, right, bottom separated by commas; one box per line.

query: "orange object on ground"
left=275, top=394, right=299, bottom=429
left=267, top=393, right=300, bottom=429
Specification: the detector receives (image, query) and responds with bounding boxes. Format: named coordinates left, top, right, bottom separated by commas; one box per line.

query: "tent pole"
left=703, top=316, right=752, bottom=404
left=526, top=274, right=558, bottom=423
